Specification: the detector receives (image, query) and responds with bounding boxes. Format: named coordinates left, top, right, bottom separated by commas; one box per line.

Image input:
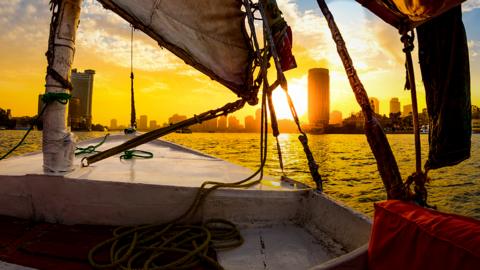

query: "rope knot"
left=405, top=171, right=435, bottom=208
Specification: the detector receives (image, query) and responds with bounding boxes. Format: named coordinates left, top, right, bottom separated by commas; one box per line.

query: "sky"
left=0, top=0, right=479, bottom=126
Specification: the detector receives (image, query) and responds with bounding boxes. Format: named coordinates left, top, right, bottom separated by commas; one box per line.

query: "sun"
left=271, top=79, right=308, bottom=121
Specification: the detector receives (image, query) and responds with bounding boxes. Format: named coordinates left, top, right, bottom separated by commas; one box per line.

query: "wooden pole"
left=316, top=0, right=406, bottom=199
left=43, top=0, right=82, bottom=172
left=402, top=32, right=422, bottom=174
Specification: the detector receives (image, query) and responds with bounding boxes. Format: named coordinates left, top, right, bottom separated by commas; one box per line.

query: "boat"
left=0, top=0, right=478, bottom=269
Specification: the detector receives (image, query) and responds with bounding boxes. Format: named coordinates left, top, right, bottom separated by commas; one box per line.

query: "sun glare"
left=271, top=81, right=307, bottom=121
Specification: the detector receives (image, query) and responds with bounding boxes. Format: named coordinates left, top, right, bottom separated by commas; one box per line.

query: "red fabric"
left=368, top=200, right=480, bottom=270
left=274, top=26, right=297, bottom=72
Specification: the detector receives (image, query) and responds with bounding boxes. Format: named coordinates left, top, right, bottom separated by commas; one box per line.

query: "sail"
left=97, top=0, right=254, bottom=99
left=355, top=0, right=466, bottom=28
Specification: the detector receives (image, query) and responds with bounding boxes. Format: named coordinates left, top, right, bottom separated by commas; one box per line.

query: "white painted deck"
left=0, top=134, right=303, bottom=190
left=0, top=134, right=371, bottom=270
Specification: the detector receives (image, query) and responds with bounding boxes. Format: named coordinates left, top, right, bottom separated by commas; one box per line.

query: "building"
left=149, top=120, right=158, bottom=130
left=245, top=115, right=255, bottom=132
left=110, top=119, right=118, bottom=130
left=138, top=115, right=148, bottom=130
left=308, top=68, right=329, bottom=127
left=68, top=97, right=81, bottom=129
left=403, top=104, right=412, bottom=117
left=168, top=114, right=187, bottom=124
left=70, top=69, right=95, bottom=130
left=228, top=115, right=242, bottom=131
left=369, top=97, right=380, bottom=115
left=218, top=116, right=227, bottom=132
left=329, top=110, right=343, bottom=125
left=390, top=97, right=401, bottom=115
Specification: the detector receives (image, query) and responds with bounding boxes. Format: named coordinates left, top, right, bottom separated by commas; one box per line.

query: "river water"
left=1, top=130, right=479, bottom=219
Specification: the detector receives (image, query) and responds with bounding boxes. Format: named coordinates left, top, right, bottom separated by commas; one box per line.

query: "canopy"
left=356, top=0, right=466, bottom=29
left=97, top=0, right=255, bottom=99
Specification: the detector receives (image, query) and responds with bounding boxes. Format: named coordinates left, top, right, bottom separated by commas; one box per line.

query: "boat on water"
left=0, top=0, right=479, bottom=269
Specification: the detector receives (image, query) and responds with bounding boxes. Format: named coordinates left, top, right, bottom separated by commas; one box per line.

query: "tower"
left=308, top=68, right=329, bottom=127
left=369, top=97, right=380, bottom=114
left=390, top=98, right=401, bottom=115
left=71, top=69, right=95, bottom=130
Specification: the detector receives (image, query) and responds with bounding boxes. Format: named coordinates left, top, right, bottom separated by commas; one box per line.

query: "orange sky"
left=0, top=0, right=479, bottom=127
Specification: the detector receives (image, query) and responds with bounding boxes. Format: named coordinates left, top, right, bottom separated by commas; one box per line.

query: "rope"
left=401, top=30, right=432, bottom=207
left=75, top=133, right=110, bottom=156
left=259, top=0, right=322, bottom=190
left=0, top=93, right=71, bottom=160
left=120, top=149, right=153, bottom=160
left=88, top=90, right=271, bottom=270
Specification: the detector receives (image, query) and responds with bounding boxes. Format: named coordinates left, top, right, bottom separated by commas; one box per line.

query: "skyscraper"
left=149, top=120, right=158, bottom=130
left=329, top=110, right=343, bottom=125
left=308, top=68, right=329, bottom=127
left=218, top=116, right=227, bottom=131
left=403, top=104, right=412, bottom=117
left=71, top=69, right=95, bottom=130
left=138, top=115, right=148, bottom=130
left=110, top=119, right=118, bottom=130
left=390, top=98, right=401, bottom=115
left=68, top=97, right=81, bottom=129
left=245, top=115, right=255, bottom=132
left=369, top=97, right=380, bottom=114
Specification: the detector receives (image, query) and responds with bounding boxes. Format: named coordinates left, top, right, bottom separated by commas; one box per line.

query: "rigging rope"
left=400, top=30, right=432, bottom=208
left=259, top=0, right=322, bottom=190
left=0, top=93, right=71, bottom=160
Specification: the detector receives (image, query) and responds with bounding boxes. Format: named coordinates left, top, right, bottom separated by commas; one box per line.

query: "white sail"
left=97, top=0, right=254, bottom=98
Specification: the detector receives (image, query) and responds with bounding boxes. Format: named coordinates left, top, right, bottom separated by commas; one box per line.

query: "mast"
left=43, top=0, right=83, bottom=172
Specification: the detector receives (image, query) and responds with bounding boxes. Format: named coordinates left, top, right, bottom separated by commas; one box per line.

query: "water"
left=1, top=130, right=479, bottom=219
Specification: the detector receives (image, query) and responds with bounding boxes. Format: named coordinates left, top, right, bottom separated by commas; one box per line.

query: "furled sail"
left=97, top=0, right=255, bottom=100
left=355, top=0, right=466, bottom=29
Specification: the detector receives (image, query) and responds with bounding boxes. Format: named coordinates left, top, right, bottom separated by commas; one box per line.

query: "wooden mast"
left=43, top=0, right=82, bottom=172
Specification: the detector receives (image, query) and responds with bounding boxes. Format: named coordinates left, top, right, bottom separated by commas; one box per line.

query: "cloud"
left=463, top=0, right=480, bottom=12
left=77, top=1, right=181, bottom=71
left=276, top=0, right=404, bottom=75
left=468, top=40, right=479, bottom=57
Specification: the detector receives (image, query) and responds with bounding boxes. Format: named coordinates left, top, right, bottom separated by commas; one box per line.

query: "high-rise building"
left=68, top=97, right=81, bottom=129
left=71, top=69, right=95, bottom=130
left=149, top=120, right=158, bottom=130
left=308, top=68, right=329, bottom=127
left=403, top=104, right=412, bottom=117
left=168, top=114, right=187, bottom=124
left=369, top=97, right=380, bottom=115
left=110, top=119, right=118, bottom=130
left=245, top=115, right=255, bottom=132
left=329, top=110, right=343, bottom=125
left=390, top=97, right=401, bottom=115
left=228, top=115, right=241, bottom=131
left=218, top=116, right=227, bottom=131
left=138, top=115, right=148, bottom=130
left=254, top=108, right=262, bottom=131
